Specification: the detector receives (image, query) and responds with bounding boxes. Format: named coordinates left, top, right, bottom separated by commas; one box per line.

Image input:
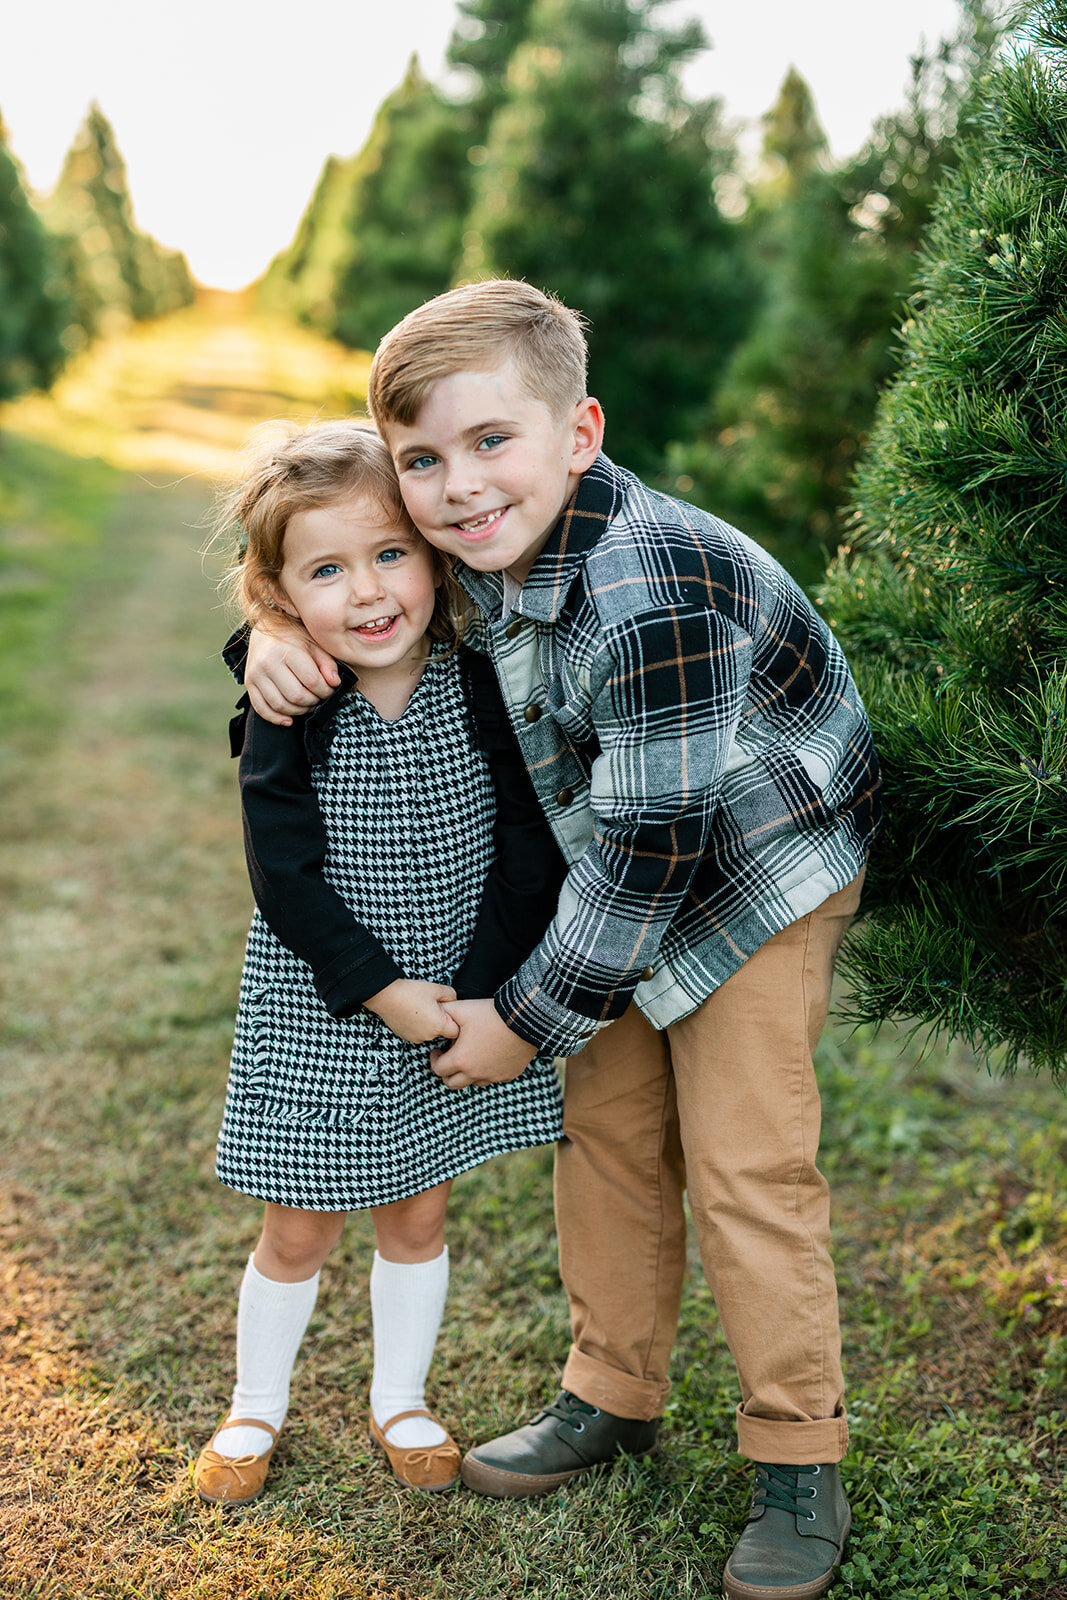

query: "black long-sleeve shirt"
left=225, top=634, right=567, bottom=1020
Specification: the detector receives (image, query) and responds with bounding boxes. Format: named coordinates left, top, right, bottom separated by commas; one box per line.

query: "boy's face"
left=384, top=361, right=603, bottom=582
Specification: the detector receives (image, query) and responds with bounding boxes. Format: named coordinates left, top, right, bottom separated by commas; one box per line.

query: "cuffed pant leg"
left=556, top=1005, right=686, bottom=1421
left=668, top=874, right=863, bottom=1464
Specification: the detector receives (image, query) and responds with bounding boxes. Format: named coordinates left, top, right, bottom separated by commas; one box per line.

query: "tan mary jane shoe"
left=194, top=1416, right=280, bottom=1504
left=368, top=1409, right=461, bottom=1491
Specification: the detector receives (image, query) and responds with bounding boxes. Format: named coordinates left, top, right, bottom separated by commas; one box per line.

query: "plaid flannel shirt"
left=455, top=452, right=882, bottom=1060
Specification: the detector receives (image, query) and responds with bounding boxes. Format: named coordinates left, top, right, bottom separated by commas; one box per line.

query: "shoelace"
left=538, top=1391, right=601, bottom=1427
left=754, top=1462, right=818, bottom=1516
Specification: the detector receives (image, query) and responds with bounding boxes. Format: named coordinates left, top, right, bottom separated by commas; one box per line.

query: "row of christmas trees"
left=0, top=103, right=195, bottom=405
left=259, top=0, right=1067, bottom=1076
left=260, top=0, right=1001, bottom=589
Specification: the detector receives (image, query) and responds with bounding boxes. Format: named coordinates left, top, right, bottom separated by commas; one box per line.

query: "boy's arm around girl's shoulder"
left=452, top=651, right=569, bottom=1002
left=234, top=695, right=406, bottom=1017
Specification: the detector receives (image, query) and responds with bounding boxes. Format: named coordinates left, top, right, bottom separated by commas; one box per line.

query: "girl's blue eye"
left=312, top=563, right=341, bottom=579
left=377, top=548, right=405, bottom=564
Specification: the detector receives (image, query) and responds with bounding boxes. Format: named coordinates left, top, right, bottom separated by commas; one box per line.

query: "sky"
left=2, top=0, right=967, bottom=290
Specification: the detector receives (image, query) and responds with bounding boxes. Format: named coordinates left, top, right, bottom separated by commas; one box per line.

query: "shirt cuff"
left=493, top=976, right=619, bottom=1059
left=315, top=948, right=405, bottom=1020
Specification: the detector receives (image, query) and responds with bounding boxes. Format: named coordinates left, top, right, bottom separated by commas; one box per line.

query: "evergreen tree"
left=268, top=59, right=475, bottom=351
left=45, top=104, right=193, bottom=341
left=330, top=58, right=476, bottom=351
left=671, top=4, right=1000, bottom=592
left=447, top=0, right=538, bottom=126
left=0, top=113, right=68, bottom=402
left=821, top=0, right=1067, bottom=1076
left=260, top=153, right=358, bottom=324
left=460, top=0, right=754, bottom=476
left=757, top=64, right=828, bottom=200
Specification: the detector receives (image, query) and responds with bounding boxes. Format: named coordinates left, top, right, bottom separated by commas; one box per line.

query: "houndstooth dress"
left=215, top=653, right=563, bottom=1211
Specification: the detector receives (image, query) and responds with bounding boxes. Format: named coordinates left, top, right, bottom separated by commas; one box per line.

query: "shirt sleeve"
left=452, top=655, right=568, bottom=999
left=493, top=605, right=753, bottom=1056
left=237, top=702, right=405, bottom=1017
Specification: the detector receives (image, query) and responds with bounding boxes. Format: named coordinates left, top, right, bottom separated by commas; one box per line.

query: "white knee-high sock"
left=213, top=1255, right=320, bottom=1459
left=370, top=1247, right=449, bottom=1448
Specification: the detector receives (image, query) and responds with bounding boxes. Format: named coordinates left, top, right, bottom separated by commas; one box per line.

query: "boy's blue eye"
left=477, top=433, right=507, bottom=451
left=408, top=454, right=438, bottom=471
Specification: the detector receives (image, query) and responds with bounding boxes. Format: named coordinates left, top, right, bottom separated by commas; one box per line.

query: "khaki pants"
left=556, top=873, right=864, bottom=1465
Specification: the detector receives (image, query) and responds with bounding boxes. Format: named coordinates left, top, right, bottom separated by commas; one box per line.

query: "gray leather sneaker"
left=723, top=1462, right=851, bottom=1600
left=460, top=1390, right=659, bottom=1498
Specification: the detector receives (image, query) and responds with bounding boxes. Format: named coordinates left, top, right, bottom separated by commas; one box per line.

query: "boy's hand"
left=364, top=979, right=461, bottom=1045
left=246, top=622, right=340, bottom=725
left=430, top=999, right=538, bottom=1088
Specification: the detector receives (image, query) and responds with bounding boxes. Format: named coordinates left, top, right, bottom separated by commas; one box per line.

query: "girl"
left=195, top=421, right=564, bottom=1504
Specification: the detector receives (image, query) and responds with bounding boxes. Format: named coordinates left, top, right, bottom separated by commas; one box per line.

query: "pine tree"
left=460, top=0, right=754, bottom=476
left=269, top=59, right=475, bottom=351
left=45, top=104, right=193, bottom=342
left=670, top=5, right=1000, bottom=592
left=330, top=58, right=476, bottom=351
left=448, top=0, right=538, bottom=126
left=820, top=0, right=1067, bottom=1076
left=0, top=112, right=68, bottom=403
left=260, top=153, right=358, bottom=325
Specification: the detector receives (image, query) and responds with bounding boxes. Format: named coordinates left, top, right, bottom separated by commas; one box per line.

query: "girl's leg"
left=369, top=1180, right=452, bottom=1448
left=214, top=1203, right=346, bottom=1459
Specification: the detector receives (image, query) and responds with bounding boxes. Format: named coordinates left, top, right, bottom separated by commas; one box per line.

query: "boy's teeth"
left=458, top=510, right=499, bottom=531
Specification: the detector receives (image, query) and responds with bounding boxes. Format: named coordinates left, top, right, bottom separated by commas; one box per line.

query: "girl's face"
left=275, top=494, right=439, bottom=686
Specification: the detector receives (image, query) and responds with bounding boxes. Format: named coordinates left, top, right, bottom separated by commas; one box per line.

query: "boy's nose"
left=444, top=464, right=481, bottom=504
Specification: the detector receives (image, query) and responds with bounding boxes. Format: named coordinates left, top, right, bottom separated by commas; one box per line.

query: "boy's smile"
left=386, top=364, right=603, bottom=583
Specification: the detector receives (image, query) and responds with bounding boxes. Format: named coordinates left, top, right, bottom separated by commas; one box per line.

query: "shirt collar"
left=454, top=451, right=624, bottom=624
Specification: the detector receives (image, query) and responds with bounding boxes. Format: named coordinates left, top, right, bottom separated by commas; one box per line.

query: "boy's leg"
left=668, top=873, right=863, bottom=1600
left=557, top=1003, right=687, bottom=1418
left=460, top=1004, right=684, bottom=1495
left=668, top=873, right=862, bottom=1464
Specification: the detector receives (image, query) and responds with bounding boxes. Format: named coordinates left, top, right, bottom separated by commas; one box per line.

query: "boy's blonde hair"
left=213, top=419, right=463, bottom=643
left=368, top=279, right=589, bottom=427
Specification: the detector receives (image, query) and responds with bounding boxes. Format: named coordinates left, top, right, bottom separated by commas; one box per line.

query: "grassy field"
left=0, top=304, right=1064, bottom=1600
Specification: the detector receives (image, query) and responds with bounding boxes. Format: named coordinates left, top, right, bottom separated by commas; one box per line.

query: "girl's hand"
left=364, top=979, right=462, bottom=1045
left=430, top=999, right=538, bottom=1088
left=246, top=622, right=341, bottom=725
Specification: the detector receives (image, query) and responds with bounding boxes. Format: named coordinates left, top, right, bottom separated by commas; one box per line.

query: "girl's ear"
left=267, top=579, right=299, bottom=618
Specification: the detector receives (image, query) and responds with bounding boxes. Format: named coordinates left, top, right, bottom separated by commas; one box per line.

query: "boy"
left=244, top=280, right=881, bottom=1600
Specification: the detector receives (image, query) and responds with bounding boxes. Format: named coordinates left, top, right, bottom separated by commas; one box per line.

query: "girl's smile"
left=275, top=494, right=439, bottom=701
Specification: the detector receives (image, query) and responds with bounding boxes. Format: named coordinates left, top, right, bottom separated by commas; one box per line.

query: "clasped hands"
left=364, top=979, right=538, bottom=1090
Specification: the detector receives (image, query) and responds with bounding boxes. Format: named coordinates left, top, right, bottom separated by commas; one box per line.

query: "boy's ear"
left=570, top=396, right=605, bottom=472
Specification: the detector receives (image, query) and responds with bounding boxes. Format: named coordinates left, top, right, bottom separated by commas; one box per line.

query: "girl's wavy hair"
left=211, top=419, right=467, bottom=646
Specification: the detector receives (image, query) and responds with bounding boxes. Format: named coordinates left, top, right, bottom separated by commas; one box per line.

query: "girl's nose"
left=349, top=565, right=386, bottom=601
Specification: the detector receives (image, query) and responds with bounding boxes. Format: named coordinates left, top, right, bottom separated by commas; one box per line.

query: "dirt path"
left=0, top=317, right=400, bottom=1598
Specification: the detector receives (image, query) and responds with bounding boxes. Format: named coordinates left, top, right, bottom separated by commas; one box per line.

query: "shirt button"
left=556, top=787, right=574, bottom=806
left=524, top=703, right=542, bottom=723
left=640, top=966, right=654, bottom=982
left=505, top=619, right=523, bottom=638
